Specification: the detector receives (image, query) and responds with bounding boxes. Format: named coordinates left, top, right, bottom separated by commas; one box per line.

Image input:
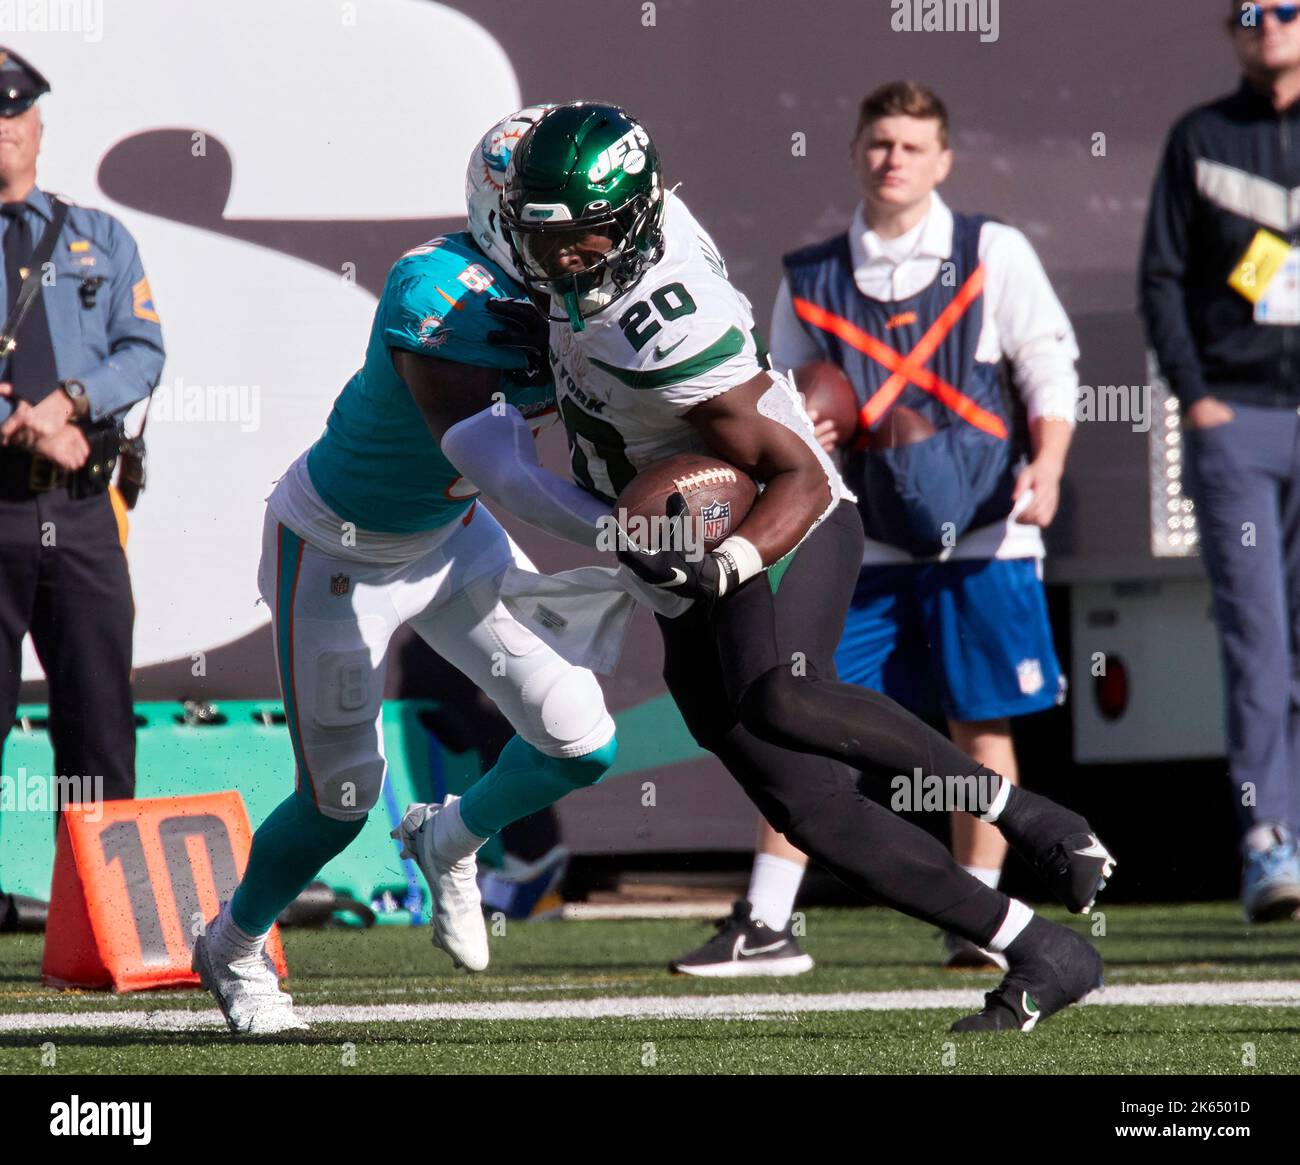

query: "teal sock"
left=459, top=734, right=618, bottom=839
left=230, top=792, right=366, bottom=934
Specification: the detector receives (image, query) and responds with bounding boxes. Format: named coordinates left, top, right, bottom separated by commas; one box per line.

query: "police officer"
left=0, top=48, right=164, bottom=930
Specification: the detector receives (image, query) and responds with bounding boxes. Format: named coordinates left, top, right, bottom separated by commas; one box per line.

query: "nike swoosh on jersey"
left=652, top=337, right=687, bottom=361
left=655, top=568, right=688, bottom=587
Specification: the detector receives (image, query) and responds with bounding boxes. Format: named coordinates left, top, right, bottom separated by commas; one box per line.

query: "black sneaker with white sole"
left=669, top=900, right=814, bottom=978
left=950, top=914, right=1104, bottom=1033
left=995, top=787, right=1117, bottom=914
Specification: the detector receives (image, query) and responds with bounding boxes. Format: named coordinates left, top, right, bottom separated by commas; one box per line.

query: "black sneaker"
left=995, top=787, right=1116, bottom=914
left=669, top=900, right=814, bottom=978
left=950, top=914, right=1103, bottom=1033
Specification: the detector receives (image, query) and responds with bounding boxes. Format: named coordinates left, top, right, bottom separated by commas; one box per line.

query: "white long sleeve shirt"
left=770, top=193, right=1079, bottom=565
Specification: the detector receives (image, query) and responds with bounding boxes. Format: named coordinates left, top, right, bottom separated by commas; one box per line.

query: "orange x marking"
left=792, top=265, right=1007, bottom=450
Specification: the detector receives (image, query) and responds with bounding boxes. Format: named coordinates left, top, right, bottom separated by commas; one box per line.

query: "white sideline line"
left=2, top=980, right=1300, bottom=1032
left=561, top=902, right=737, bottom=920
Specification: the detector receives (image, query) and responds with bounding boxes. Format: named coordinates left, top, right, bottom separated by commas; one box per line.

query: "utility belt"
left=0, top=419, right=121, bottom=500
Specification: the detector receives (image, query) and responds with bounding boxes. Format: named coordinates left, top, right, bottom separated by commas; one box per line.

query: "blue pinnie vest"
left=783, top=213, right=1022, bottom=557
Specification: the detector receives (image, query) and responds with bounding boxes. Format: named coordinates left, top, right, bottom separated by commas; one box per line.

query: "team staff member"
left=671, top=81, right=1081, bottom=977
left=1141, top=2, right=1300, bottom=922
left=0, top=48, right=164, bottom=931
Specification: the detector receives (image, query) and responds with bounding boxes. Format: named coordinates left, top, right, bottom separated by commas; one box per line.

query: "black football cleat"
left=994, top=787, right=1116, bottom=913
left=669, top=900, right=814, bottom=978
left=950, top=915, right=1103, bottom=1033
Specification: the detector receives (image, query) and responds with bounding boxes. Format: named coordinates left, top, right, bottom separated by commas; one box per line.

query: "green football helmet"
left=500, top=102, right=665, bottom=330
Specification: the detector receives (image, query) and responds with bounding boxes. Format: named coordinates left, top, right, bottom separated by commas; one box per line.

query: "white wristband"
left=714, top=535, right=764, bottom=587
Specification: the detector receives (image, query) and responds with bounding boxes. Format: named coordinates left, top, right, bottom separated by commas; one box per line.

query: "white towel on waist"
left=499, top=564, right=691, bottom=674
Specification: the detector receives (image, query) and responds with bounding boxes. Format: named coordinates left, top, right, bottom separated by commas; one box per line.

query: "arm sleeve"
left=1138, top=122, right=1209, bottom=407
left=982, top=225, right=1079, bottom=426
left=768, top=276, right=823, bottom=374
left=80, top=219, right=166, bottom=422
left=441, top=404, right=610, bottom=548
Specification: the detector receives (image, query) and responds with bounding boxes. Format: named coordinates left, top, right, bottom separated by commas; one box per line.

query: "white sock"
left=961, top=864, right=1002, bottom=891
left=431, top=796, right=487, bottom=864
left=747, top=853, right=806, bottom=931
left=978, top=776, right=1012, bottom=823
left=986, top=898, right=1034, bottom=952
left=211, top=904, right=268, bottom=962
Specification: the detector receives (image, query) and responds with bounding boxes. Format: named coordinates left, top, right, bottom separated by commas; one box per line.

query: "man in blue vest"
left=671, top=81, right=1082, bottom=976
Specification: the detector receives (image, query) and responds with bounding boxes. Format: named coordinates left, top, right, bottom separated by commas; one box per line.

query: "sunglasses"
left=1235, top=3, right=1300, bottom=28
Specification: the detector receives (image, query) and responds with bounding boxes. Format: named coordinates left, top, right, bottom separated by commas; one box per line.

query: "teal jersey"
left=306, top=233, right=555, bottom=533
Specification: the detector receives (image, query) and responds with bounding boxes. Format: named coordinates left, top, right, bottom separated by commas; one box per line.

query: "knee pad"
left=526, top=660, right=616, bottom=757
left=301, top=734, right=386, bottom=820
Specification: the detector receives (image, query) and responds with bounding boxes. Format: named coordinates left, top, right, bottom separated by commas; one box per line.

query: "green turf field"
left=2, top=903, right=1298, bottom=1074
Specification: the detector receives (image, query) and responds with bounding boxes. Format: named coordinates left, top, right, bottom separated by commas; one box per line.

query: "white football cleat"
left=391, top=796, right=490, bottom=972
left=192, top=921, right=308, bottom=1036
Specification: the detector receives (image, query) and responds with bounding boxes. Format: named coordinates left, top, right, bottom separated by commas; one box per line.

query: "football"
left=793, top=360, right=861, bottom=447
left=861, top=402, right=937, bottom=451
left=615, top=453, right=758, bottom=552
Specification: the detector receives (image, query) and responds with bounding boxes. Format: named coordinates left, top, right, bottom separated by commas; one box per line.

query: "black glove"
left=486, top=296, right=551, bottom=387
left=616, top=493, right=743, bottom=603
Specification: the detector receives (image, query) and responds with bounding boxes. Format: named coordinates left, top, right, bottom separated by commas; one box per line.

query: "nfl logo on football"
left=700, top=500, right=731, bottom=545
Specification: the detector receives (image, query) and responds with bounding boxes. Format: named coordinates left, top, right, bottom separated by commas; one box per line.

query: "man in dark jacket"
left=1140, top=0, right=1300, bottom=922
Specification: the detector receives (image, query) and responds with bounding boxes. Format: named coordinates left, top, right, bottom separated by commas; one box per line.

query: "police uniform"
left=0, top=49, right=164, bottom=927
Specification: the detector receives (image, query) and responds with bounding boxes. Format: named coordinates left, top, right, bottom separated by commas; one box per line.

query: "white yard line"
left=561, top=902, right=738, bottom=920
left=1, top=980, right=1299, bottom=1032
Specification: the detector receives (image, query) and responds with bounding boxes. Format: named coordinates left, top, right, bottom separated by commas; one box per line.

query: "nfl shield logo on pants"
left=700, top=500, right=732, bottom=545
left=330, top=573, right=350, bottom=597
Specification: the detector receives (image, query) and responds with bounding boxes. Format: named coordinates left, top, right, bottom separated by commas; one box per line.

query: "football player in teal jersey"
left=193, top=109, right=622, bottom=1035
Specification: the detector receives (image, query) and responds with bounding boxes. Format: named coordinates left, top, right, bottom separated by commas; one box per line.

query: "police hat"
left=0, top=47, right=49, bottom=118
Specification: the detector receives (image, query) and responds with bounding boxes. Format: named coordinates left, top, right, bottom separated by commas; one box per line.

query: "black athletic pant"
left=0, top=485, right=136, bottom=826
left=657, top=500, right=1009, bottom=945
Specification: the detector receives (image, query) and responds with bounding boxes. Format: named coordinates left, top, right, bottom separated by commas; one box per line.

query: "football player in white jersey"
left=440, top=102, right=1115, bottom=1032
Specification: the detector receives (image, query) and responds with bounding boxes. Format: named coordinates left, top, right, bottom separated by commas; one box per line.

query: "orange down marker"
left=41, top=792, right=287, bottom=992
